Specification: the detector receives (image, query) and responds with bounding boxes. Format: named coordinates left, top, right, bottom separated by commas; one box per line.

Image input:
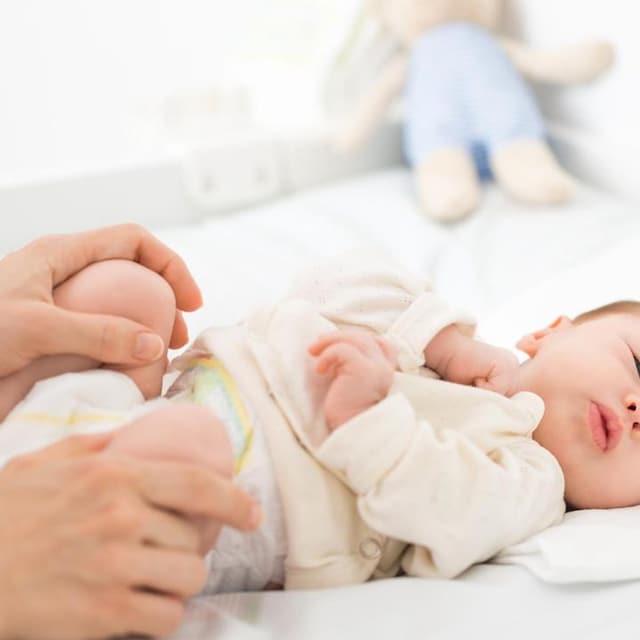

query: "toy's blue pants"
left=403, top=22, right=546, bottom=179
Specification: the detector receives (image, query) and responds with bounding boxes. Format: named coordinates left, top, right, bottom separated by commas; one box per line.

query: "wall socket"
left=181, top=139, right=285, bottom=212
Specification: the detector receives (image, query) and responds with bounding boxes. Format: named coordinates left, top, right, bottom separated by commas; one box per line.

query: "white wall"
left=0, top=0, right=358, bottom=186
left=505, top=0, right=640, bottom=200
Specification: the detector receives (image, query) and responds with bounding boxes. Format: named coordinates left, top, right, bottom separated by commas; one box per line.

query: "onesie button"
left=358, top=538, right=382, bottom=560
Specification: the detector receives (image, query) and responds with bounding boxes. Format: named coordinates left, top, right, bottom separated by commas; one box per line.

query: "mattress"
left=28, top=166, right=639, bottom=639
left=171, top=566, right=640, bottom=640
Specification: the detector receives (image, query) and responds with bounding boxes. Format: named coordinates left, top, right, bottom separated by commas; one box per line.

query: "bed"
left=2, top=160, right=639, bottom=638
left=118, top=166, right=639, bottom=640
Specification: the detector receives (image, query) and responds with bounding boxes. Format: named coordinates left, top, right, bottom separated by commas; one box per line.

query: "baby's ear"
left=516, top=316, right=573, bottom=357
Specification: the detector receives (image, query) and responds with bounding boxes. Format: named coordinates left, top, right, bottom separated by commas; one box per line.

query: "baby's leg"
left=0, top=259, right=176, bottom=421
left=107, top=404, right=234, bottom=553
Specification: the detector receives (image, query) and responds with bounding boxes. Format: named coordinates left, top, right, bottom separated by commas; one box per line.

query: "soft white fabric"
left=0, top=370, right=147, bottom=467
left=167, top=358, right=288, bottom=594
left=494, top=508, right=640, bottom=583
left=202, top=419, right=288, bottom=594
left=479, top=232, right=640, bottom=351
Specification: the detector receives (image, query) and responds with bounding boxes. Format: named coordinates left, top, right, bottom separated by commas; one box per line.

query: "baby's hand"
left=466, top=342, right=520, bottom=396
left=424, top=325, right=519, bottom=397
left=308, top=330, right=397, bottom=431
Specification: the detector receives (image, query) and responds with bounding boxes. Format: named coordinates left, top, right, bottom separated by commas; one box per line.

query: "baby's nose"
left=625, top=394, right=640, bottom=430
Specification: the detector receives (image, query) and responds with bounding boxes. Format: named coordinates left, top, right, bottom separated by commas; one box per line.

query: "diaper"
left=1, top=360, right=288, bottom=593
left=168, top=355, right=289, bottom=593
left=0, top=369, right=150, bottom=467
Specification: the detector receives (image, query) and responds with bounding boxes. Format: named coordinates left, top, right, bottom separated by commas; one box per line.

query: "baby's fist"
left=471, top=344, right=520, bottom=397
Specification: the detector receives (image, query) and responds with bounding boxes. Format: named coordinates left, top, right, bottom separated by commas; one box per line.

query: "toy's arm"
left=499, top=37, right=614, bottom=85
left=334, top=54, right=408, bottom=152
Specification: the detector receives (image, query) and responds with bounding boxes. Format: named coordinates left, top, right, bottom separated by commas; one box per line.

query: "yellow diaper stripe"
left=186, top=357, right=254, bottom=474
left=7, top=412, right=123, bottom=427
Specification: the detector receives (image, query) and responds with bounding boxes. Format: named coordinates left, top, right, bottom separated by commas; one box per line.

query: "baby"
left=0, top=251, right=638, bottom=591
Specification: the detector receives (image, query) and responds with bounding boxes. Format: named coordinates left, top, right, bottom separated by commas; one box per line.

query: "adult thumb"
left=36, top=306, right=165, bottom=365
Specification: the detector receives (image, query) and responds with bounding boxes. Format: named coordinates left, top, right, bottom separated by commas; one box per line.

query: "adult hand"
left=0, top=412, right=261, bottom=640
left=0, top=224, right=203, bottom=377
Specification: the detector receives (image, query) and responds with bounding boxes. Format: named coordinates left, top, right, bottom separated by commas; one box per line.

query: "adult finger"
left=169, top=310, right=189, bottom=349
left=31, top=305, right=166, bottom=365
left=35, top=225, right=203, bottom=312
left=100, top=589, right=186, bottom=639
left=135, top=461, right=262, bottom=531
left=140, top=509, right=200, bottom=553
left=110, top=546, right=207, bottom=598
left=7, top=433, right=114, bottom=468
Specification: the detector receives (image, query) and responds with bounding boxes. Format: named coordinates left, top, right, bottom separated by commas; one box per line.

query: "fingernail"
left=134, top=333, right=165, bottom=361
left=248, top=502, right=263, bottom=529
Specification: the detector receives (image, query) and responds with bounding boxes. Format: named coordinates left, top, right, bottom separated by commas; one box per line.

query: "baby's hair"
left=573, top=300, right=640, bottom=325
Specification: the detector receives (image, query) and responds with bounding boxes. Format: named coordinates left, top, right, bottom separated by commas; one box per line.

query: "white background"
left=0, top=1, right=636, bottom=192
left=0, top=0, right=358, bottom=185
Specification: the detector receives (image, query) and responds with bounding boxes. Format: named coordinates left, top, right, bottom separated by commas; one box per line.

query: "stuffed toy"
left=335, top=0, right=614, bottom=222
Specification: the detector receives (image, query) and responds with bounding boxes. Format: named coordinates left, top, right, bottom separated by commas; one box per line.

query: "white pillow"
left=494, top=508, right=640, bottom=583
left=479, top=231, right=640, bottom=583
left=478, top=231, right=640, bottom=353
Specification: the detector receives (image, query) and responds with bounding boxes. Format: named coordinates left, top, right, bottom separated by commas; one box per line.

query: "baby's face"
left=518, top=312, right=640, bottom=509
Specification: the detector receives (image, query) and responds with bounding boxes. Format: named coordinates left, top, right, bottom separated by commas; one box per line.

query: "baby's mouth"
left=589, top=402, right=623, bottom=452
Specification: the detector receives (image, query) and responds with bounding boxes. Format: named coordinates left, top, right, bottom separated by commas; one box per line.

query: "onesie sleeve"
left=314, top=391, right=566, bottom=579
left=284, top=251, right=476, bottom=372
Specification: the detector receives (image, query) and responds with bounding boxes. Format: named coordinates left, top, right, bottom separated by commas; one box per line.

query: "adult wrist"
left=0, top=591, right=15, bottom=640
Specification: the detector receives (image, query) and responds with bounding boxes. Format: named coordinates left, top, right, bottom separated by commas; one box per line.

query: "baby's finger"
left=474, top=377, right=491, bottom=390
left=308, top=331, right=357, bottom=356
left=308, top=333, right=338, bottom=357
left=315, top=343, right=363, bottom=375
left=310, top=330, right=379, bottom=359
left=474, top=376, right=507, bottom=396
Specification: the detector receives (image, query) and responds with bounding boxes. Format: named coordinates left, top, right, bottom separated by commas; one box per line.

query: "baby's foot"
left=108, top=404, right=234, bottom=552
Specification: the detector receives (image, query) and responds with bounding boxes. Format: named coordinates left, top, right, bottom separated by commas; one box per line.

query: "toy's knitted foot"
left=416, top=148, right=480, bottom=222
left=491, top=139, right=576, bottom=205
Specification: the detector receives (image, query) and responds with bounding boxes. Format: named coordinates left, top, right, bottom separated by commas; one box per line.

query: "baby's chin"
left=564, top=481, right=638, bottom=510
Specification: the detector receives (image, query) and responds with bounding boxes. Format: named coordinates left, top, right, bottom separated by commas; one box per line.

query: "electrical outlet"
left=181, top=139, right=284, bottom=213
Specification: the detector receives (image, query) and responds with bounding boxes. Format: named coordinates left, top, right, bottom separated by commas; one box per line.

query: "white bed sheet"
left=169, top=566, right=640, bottom=640
left=144, top=167, right=640, bottom=639
left=155, top=168, right=639, bottom=338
